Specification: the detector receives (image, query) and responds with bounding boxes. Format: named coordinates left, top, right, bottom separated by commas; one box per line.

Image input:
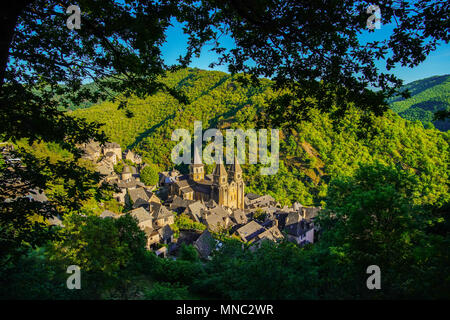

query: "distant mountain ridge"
left=389, top=74, right=450, bottom=131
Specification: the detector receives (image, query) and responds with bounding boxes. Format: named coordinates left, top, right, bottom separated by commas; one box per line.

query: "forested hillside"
left=389, top=74, right=450, bottom=131
left=73, top=68, right=449, bottom=208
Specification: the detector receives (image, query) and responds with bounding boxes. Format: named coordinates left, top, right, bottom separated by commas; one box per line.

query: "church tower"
left=229, top=156, right=245, bottom=209
left=189, top=163, right=204, bottom=182
left=212, top=161, right=228, bottom=207
left=189, top=146, right=204, bottom=182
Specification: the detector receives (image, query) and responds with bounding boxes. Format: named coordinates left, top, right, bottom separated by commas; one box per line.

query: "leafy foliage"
left=140, top=164, right=160, bottom=186
left=48, top=213, right=148, bottom=299
left=143, top=282, right=190, bottom=300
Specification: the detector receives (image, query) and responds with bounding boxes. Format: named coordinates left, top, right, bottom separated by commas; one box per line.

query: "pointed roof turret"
left=213, top=160, right=227, bottom=185
left=229, top=155, right=242, bottom=174
left=213, top=162, right=227, bottom=176
left=229, top=155, right=243, bottom=181
left=192, top=145, right=202, bottom=165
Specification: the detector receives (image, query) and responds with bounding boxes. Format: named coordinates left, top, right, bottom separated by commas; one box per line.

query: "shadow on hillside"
left=208, top=103, right=248, bottom=129
left=390, top=74, right=449, bottom=103
left=433, top=119, right=450, bottom=131
left=128, top=113, right=176, bottom=149
left=409, top=100, right=449, bottom=112
left=176, top=71, right=230, bottom=103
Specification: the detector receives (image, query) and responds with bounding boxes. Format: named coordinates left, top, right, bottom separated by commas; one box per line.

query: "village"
left=66, top=141, right=322, bottom=259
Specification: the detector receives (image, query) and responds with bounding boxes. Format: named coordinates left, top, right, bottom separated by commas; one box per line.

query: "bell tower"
left=212, top=161, right=228, bottom=207
left=229, top=156, right=245, bottom=209
left=189, top=145, right=204, bottom=182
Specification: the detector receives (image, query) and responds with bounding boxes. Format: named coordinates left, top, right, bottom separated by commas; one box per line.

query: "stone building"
left=170, top=156, right=245, bottom=210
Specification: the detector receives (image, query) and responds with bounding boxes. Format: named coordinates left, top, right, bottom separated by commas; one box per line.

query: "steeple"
left=229, top=156, right=242, bottom=181
left=213, top=160, right=227, bottom=185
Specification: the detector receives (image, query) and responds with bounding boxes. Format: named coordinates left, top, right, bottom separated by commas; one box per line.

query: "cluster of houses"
left=76, top=141, right=322, bottom=259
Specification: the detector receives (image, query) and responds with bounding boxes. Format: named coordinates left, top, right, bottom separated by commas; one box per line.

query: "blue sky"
left=161, top=19, right=450, bottom=85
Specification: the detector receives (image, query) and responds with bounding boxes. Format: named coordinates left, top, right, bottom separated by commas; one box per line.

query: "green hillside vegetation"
left=73, top=68, right=449, bottom=208
left=389, top=74, right=450, bottom=131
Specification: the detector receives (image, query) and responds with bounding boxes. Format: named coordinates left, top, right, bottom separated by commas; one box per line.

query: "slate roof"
left=255, top=229, right=276, bottom=242
left=173, top=174, right=215, bottom=197
left=231, top=209, right=248, bottom=225
left=128, top=207, right=152, bottom=223
left=229, top=156, right=242, bottom=174
left=159, top=170, right=180, bottom=185
left=194, top=230, right=215, bottom=259
left=293, top=202, right=303, bottom=211
left=158, top=225, right=174, bottom=240
left=267, top=225, right=284, bottom=239
left=175, top=178, right=190, bottom=188
left=205, top=213, right=232, bottom=232
left=188, top=201, right=207, bottom=222
left=249, top=194, right=276, bottom=207
left=117, top=177, right=144, bottom=189
left=144, top=227, right=159, bottom=238
left=132, top=197, right=150, bottom=209
left=97, top=163, right=112, bottom=176
left=151, top=203, right=174, bottom=220
left=246, top=193, right=261, bottom=200
left=139, top=219, right=153, bottom=230
left=236, top=220, right=265, bottom=242
left=204, top=199, right=218, bottom=209
left=169, top=195, right=194, bottom=211
left=128, top=187, right=154, bottom=203
left=285, top=220, right=314, bottom=237
left=208, top=205, right=229, bottom=218
left=181, top=186, right=194, bottom=194
left=285, top=211, right=302, bottom=227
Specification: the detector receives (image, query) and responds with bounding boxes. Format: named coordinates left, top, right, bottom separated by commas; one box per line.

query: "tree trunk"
left=0, top=0, right=33, bottom=86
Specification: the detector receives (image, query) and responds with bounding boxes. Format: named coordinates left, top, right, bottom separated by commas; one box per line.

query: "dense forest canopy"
left=389, top=74, right=450, bottom=131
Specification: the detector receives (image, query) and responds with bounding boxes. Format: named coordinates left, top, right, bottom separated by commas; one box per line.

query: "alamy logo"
left=171, top=121, right=279, bottom=175
left=366, top=265, right=381, bottom=289
left=66, top=265, right=81, bottom=289
left=66, top=5, right=81, bottom=30
left=366, top=5, right=381, bottom=30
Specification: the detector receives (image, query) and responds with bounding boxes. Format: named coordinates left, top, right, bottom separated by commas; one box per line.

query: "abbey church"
left=169, top=157, right=245, bottom=209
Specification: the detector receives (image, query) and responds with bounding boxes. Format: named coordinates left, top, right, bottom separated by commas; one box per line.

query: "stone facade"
left=170, top=157, right=245, bottom=210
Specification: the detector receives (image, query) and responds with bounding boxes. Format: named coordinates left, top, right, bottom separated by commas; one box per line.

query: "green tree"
left=317, top=163, right=449, bottom=299
left=48, top=213, right=148, bottom=299
left=140, top=164, right=159, bottom=186
left=178, top=243, right=199, bottom=262
left=114, top=162, right=124, bottom=175
left=144, top=282, right=189, bottom=300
